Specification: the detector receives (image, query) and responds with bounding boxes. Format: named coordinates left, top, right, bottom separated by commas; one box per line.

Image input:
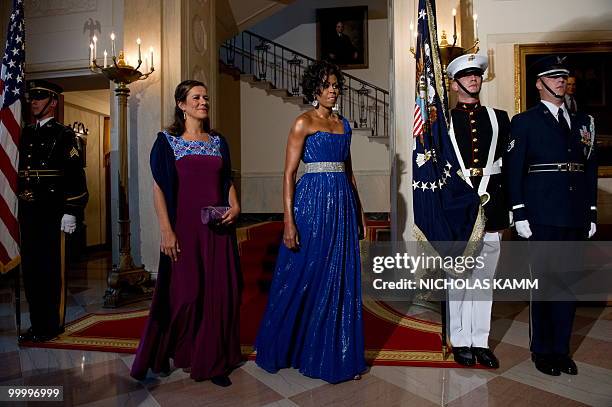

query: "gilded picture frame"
left=514, top=42, right=612, bottom=177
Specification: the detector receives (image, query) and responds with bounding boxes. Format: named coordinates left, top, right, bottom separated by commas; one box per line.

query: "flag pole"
left=14, top=265, right=21, bottom=339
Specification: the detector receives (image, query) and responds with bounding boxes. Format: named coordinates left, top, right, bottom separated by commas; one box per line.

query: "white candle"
left=473, top=14, right=478, bottom=41
left=110, top=32, right=116, bottom=57
left=452, top=9, right=457, bottom=39
left=89, top=42, right=94, bottom=66
left=136, top=38, right=141, bottom=62
left=92, top=35, right=97, bottom=61
left=103, top=50, right=108, bottom=67
left=150, top=46, right=154, bottom=69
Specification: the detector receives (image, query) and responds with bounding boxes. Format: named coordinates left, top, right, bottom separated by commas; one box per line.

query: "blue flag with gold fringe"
left=412, top=0, right=483, bottom=249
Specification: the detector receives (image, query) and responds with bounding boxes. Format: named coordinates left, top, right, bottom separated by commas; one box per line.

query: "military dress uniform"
left=505, top=56, right=597, bottom=376
left=18, top=82, right=88, bottom=341
left=445, top=54, right=510, bottom=368
left=448, top=102, right=511, bottom=347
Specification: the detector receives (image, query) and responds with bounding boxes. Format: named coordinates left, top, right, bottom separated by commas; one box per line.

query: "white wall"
left=251, top=0, right=390, bottom=90
left=270, top=18, right=390, bottom=90
left=475, top=0, right=612, bottom=113
left=25, top=0, right=121, bottom=75
left=64, top=90, right=111, bottom=116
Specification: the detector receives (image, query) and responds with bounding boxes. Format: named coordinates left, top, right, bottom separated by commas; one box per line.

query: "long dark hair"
left=301, top=61, right=344, bottom=103
left=166, top=79, right=210, bottom=135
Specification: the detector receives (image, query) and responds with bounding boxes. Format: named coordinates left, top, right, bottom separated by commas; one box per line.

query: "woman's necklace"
left=183, top=129, right=209, bottom=142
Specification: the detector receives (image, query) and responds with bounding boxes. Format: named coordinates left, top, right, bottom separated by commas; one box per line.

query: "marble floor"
left=0, top=252, right=611, bottom=406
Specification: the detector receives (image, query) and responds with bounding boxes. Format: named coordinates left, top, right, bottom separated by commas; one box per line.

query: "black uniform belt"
left=528, top=163, right=584, bottom=173
left=18, top=169, right=64, bottom=178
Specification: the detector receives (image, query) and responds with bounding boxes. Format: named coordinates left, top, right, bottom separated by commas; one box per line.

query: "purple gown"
left=131, top=132, right=241, bottom=381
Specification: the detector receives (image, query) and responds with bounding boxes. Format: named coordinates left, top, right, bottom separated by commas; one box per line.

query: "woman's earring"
left=311, top=100, right=319, bottom=108
left=333, top=103, right=339, bottom=112
left=183, top=110, right=187, bottom=120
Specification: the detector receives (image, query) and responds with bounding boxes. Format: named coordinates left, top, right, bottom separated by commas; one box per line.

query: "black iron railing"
left=220, top=30, right=389, bottom=139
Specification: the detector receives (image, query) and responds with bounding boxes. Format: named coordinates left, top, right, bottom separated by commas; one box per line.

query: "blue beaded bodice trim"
left=164, top=130, right=222, bottom=160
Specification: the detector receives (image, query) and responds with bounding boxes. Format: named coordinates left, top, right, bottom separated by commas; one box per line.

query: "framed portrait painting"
left=316, top=6, right=368, bottom=69
left=514, top=42, right=612, bottom=176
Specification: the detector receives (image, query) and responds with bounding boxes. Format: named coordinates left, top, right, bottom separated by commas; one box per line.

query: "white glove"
left=588, top=222, right=596, bottom=239
left=515, top=220, right=532, bottom=239
left=61, top=214, right=77, bottom=234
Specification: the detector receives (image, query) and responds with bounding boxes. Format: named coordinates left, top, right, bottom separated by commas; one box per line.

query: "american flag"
left=0, top=0, right=25, bottom=274
left=411, top=0, right=483, bottom=250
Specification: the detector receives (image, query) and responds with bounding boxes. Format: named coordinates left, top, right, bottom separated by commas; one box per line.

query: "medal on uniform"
left=579, top=125, right=592, bottom=147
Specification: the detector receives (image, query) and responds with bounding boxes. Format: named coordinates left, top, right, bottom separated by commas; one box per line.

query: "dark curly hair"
left=301, top=61, right=344, bottom=103
left=166, top=79, right=210, bottom=135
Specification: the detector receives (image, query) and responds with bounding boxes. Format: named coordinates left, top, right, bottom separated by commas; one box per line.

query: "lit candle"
left=89, top=42, right=94, bottom=66
left=103, top=50, right=108, bottom=67
left=136, top=38, right=141, bottom=62
left=452, top=9, right=457, bottom=39
left=110, top=32, right=116, bottom=57
left=473, top=14, right=479, bottom=41
left=92, top=35, right=97, bottom=61
left=150, top=46, right=154, bottom=69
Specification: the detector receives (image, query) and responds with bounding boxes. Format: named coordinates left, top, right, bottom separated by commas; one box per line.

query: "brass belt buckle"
left=470, top=168, right=483, bottom=177
left=18, top=189, right=35, bottom=202
left=568, top=163, right=578, bottom=172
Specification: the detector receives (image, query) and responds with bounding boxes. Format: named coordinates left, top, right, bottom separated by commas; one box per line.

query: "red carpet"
left=25, top=221, right=462, bottom=366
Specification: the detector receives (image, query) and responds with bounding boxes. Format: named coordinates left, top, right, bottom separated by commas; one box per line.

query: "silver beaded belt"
left=304, top=161, right=345, bottom=173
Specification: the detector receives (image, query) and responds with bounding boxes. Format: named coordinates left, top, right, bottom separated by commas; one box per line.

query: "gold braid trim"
left=66, top=192, right=88, bottom=202
left=425, top=0, right=449, bottom=125
left=0, top=256, right=20, bottom=274
left=363, top=299, right=441, bottom=333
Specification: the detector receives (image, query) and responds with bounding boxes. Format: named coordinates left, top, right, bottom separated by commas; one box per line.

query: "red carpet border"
left=23, top=221, right=465, bottom=367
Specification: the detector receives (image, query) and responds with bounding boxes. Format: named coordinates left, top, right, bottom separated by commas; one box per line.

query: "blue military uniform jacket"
left=505, top=102, right=597, bottom=229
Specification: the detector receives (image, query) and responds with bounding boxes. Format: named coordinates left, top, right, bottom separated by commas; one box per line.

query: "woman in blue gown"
left=255, top=61, right=366, bottom=383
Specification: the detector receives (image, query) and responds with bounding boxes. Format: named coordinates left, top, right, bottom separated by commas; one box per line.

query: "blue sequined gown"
left=255, top=117, right=366, bottom=383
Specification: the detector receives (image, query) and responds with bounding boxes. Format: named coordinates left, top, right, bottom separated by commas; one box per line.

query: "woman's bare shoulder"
left=291, top=111, right=315, bottom=138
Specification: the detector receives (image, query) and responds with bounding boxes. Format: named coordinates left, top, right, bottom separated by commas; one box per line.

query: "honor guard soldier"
left=505, top=56, right=597, bottom=376
left=446, top=54, right=511, bottom=369
left=17, top=80, right=88, bottom=343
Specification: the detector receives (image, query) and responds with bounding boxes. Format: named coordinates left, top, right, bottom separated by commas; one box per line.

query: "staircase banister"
left=242, top=30, right=388, bottom=95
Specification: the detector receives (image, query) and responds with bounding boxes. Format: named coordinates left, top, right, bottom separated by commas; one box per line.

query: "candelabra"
left=88, top=33, right=155, bottom=307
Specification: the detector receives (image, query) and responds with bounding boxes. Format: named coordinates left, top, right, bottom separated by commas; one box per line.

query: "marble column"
left=390, top=0, right=416, bottom=241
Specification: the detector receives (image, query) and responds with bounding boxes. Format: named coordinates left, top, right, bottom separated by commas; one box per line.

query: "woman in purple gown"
left=131, top=80, right=241, bottom=387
